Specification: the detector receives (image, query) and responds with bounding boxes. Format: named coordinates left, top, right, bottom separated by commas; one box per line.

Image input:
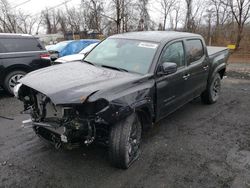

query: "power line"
left=10, top=0, right=32, bottom=9
left=8, top=0, right=24, bottom=5
left=30, top=0, right=73, bottom=17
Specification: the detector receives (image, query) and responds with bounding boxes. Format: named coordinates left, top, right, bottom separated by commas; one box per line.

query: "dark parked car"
left=15, top=31, right=229, bottom=169
left=0, top=33, right=51, bottom=94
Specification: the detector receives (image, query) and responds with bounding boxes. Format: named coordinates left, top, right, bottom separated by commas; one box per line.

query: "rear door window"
left=0, top=38, right=44, bottom=53
left=186, top=39, right=204, bottom=64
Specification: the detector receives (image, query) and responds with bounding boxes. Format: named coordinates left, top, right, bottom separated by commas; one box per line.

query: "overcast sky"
left=10, top=0, right=80, bottom=15
left=9, top=0, right=163, bottom=23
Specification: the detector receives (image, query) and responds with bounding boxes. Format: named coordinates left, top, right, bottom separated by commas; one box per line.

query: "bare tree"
left=81, top=0, right=137, bottom=34
left=137, top=0, right=150, bottom=31
left=185, top=0, right=193, bottom=31
left=204, top=0, right=231, bottom=44
left=41, top=9, right=61, bottom=34
left=227, top=0, right=250, bottom=49
left=83, top=0, right=104, bottom=32
left=157, top=23, right=163, bottom=30
left=159, top=0, right=175, bottom=30
left=0, top=0, right=39, bottom=34
left=16, top=11, right=38, bottom=34
left=57, top=11, right=68, bottom=35
left=65, top=7, right=82, bottom=34
left=205, top=8, right=213, bottom=45
left=108, top=0, right=137, bottom=33
left=0, top=0, right=17, bottom=33
left=211, top=0, right=231, bottom=27
left=184, top=0, right=205, bottom=32
left=169, top=1, right=181, bottom=30
left=109, top=0, right=123, bottom=33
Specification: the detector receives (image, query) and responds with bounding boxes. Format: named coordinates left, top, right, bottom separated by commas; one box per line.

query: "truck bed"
left=207, top=46, right=229, bottom=65
left=207, top=46, right=228, bottom=56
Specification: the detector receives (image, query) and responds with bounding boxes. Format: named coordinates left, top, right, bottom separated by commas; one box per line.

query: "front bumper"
left=22, top=117, right=96, bottom=147
left=22, top=119, right=68, bottom=144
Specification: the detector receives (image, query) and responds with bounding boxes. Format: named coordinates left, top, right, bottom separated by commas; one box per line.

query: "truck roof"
left=110, top=31, right=201, bottom=43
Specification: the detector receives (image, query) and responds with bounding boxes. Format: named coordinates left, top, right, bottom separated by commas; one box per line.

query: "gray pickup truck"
left=15, top=31, right=229, bottom=169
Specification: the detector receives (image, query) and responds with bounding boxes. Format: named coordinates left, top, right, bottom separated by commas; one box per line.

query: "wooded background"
left=0, top=0, right=250, bottom=55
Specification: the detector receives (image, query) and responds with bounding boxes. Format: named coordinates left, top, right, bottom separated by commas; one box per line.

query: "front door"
left=155, top=41, right=189, bottom=120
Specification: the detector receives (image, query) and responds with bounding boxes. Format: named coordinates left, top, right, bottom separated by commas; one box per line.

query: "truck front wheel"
left=201, top=73, right=221, bottom=104
left=109, top=113, right=142, bottom=169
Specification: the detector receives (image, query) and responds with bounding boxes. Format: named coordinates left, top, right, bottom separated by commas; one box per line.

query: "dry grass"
left=228, top=51, right=250, bottom=64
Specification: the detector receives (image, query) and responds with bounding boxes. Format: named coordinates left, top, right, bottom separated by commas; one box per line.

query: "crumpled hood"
left=20, top=62, right=140, bottom=104
left=55, top=54, right=85, bottom=63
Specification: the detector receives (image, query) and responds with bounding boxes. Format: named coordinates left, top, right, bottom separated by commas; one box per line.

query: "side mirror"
left=84, top=51, right=90, bottom=57
left=50, top=55, right=58, bottom=61
left=159, top=62, right=177, bottom=75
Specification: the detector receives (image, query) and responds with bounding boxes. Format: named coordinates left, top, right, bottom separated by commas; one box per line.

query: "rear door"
left=184, top=39, right=209, bottom=98
left=156, top=40, right=190, bottom=120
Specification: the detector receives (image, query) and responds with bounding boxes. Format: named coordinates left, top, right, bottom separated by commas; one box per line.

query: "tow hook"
left=51, top=134, right=62, bottom=149
left=54, top=142, right=62, bottom=149
left=22, top=119, right=33, bottom=128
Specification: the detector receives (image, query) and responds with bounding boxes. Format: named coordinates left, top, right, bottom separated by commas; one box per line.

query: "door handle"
left=183, top=74, right=190, bottom=80
left=203, top=65, right=209, bottom=70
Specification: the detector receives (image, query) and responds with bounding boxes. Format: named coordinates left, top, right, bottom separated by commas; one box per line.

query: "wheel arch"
left=1, top=65, right=31, bottom=93
left=209, top=63, right=226, bottom=83
left=2, top=64, right=31, bottom=82
left=218, top=68, right=226, bottom=79
left=135, top=104, right=154, bottom=131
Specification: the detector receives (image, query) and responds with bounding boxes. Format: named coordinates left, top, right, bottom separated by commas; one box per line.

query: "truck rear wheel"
left=201, top=73, right=221, bottom=104
left=109, top=113, right=142, bottom=169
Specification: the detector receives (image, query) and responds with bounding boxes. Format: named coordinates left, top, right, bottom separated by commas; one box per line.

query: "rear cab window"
left=186, top=39, right=204, bottom=64
left=0, top=37, right=45, bottom=53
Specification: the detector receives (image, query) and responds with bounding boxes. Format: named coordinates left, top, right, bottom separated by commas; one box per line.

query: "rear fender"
left=209, top=62, right=226, bottom=82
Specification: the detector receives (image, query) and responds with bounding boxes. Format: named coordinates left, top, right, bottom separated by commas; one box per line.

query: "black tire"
left=3, top=70, right=26, bottom=95
left=201, top=73, right=221, bottom=104
left=109, top=113, right=142, bottom=169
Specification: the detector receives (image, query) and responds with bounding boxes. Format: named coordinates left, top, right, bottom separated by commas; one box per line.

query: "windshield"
left=84, top=38, right=159, bottom=74
left=49, top=41, right=72, bottom=52
left=79, top=42, right=98, bottom=54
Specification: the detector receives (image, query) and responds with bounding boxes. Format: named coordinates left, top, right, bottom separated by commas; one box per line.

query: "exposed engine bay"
left=17, top=85, right=113, bottom=149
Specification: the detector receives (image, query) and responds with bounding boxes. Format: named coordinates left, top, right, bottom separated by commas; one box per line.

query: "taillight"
left=40, top=53, right=50, bottom=59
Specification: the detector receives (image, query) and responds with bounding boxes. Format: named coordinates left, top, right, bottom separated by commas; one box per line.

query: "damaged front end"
left=15, top=83, right=116, bottom=149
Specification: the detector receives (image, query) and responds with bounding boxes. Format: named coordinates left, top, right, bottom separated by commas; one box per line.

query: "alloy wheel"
left=8, top=74, right=24, bottom=92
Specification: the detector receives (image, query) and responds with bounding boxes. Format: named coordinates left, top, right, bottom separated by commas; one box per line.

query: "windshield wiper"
left=100, top=65, right=128, bottom=72
left=83, top=60, right=96, bottom=66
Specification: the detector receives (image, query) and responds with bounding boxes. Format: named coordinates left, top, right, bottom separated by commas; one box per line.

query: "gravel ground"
left=226, top=63, right=250, bottom=80
left=0, top=66, right=250, bottom=188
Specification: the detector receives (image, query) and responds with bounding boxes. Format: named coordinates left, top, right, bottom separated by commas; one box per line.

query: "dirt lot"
left=0, top=64, right=250, bottom=188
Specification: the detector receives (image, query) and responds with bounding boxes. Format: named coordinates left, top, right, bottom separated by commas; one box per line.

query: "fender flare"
left=98, top=97, right=154, bottom=128
left=209, top=62, right=226, bottom=83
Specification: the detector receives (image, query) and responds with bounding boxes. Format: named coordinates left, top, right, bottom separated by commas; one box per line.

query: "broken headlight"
left=62, top=107, right=75, bottom=118
left=13, top=83, right=22, bottom=98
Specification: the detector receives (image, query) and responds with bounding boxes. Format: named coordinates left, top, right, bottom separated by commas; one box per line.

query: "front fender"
left=96, top=97, right=154, bottom=126
left=88, top=75, right=155, bottom=125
